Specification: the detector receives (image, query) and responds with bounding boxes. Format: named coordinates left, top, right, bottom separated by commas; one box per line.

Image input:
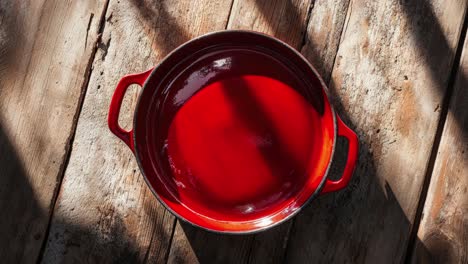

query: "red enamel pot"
left=108, top=30, right=358, bottom=233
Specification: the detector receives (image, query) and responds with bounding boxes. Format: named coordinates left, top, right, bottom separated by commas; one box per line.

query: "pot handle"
left=321, top=115, right=359, bottom=194
left=108, top=68, right=152, bottom=152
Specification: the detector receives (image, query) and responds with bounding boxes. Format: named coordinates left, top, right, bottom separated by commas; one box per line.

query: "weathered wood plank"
left=42, top=0, right=233, bottom=263
left=0, top=1, right=107, bottom=262
left=166, top=1, right=314, bottom=263
left=168, top=223, right=254, bottom=264
left=300, top=0, right=351, bottom=83
left=286, top=0, right=467, bottom=263
left=227, top=0, right=311, bottom=49
left=411, top=32, right=468, bottom=264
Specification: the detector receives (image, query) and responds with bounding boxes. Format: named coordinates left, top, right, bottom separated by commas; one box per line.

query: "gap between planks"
left=36, top=0, right=112, bottom=262
left=162, top=218, right=178, bottom=264
left=404, top=9, right=468, bottom=263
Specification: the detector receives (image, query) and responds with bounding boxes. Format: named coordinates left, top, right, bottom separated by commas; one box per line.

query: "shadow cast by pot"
left=0, top=2, right=45, bottom=261
left=283, top=95, right=414, bottom=262
left=0, top=123, right=46, bottom=261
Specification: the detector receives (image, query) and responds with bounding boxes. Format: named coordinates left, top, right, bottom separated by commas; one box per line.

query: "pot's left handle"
left=108, top=68, right=153, bottom=152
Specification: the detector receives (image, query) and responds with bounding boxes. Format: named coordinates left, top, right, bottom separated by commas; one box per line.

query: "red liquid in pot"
left=166, top=74, right=321, bottom=220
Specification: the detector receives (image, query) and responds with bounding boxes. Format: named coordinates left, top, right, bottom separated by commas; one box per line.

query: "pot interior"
left=134, top=31, right=335, bottom=232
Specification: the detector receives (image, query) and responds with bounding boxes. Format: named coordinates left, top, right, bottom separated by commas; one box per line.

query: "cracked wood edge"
left=0, top=0, right=108, bottom=262
left=411, top=30, right=468, bottom=264
left=286, top=0, right=467, bottom=263
left=41, top=0, right=233, bottom=263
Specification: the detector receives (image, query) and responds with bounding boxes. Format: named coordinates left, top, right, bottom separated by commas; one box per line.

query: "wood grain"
left=300, top=0, right=351, bottom=82
left=286, top=0, right=467, bottom=263
left=166, top=1, right=314, bottom=263
left=411, top=32, right=468, bottom=264
left=42, top=0, right=233, bottom=263
left=227, top=0, right=311, bottom=49
left=0, top=0, right=107, bottom=262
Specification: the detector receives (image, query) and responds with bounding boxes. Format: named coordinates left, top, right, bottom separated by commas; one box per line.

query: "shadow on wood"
left=41, top=214, right=146, bottom=263
left=0, top=1, right=24, bottom=76
left=5, top=0, right=458, bottom=262
left=398, top=1, right=468, bottom=261
left=285, top=82, right=416, bottom=262
left=128, top=0, right=190, bottom=56
left=0, top=2, right=45, bottom=262
left=0, top=124, right=46, bottom=261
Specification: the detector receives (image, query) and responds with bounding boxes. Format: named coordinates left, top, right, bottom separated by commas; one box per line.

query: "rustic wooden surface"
left=411, top=31, right=468, bottom=264
left=0, top=0, right=107, bottom=262
left=0, top=0, right=467, bottom=263
left=286, top=0, right=467, bottom=263
left=300, top=0, right=351, bottom=82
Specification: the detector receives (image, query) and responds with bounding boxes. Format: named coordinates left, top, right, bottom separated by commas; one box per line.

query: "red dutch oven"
left=108, top=30, right=358, bottom=233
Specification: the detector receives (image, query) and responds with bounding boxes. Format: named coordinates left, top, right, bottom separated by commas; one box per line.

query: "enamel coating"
left=108, top=30, right=359, bottom=233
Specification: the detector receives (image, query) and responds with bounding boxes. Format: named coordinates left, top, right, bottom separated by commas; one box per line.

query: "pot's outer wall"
left=133, top=31, right=337, bottom=233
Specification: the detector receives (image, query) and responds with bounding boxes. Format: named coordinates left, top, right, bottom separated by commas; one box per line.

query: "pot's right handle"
left=321, top=115, right=359, bottom=194
left=108, top=68, right=152, bottom=152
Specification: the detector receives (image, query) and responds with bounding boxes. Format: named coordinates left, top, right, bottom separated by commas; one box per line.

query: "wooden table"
left=0, top=0, right=467, bottom=263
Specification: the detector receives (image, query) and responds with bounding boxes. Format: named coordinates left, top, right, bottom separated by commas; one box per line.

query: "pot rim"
left=132, top=29, right=338, bottom=234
